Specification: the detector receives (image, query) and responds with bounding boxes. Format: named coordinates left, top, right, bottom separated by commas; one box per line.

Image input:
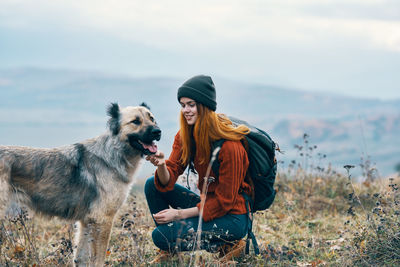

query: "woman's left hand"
left=153, top=208, right=181, bottom=224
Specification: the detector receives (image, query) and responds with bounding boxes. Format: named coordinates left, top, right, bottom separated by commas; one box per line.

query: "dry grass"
left=1, top=169, right=399, bottom=266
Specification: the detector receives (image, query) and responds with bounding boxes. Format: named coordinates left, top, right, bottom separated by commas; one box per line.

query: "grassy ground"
left=1, top=168, right=399, bottom=266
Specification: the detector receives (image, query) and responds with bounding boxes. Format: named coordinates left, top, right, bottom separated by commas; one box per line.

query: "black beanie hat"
left=177, top=75, right=217, bottom=111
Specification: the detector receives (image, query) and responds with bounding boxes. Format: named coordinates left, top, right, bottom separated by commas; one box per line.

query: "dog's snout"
left=152, top=127, right=161, bottom=141
left=152, top=128, right=161, bottom=135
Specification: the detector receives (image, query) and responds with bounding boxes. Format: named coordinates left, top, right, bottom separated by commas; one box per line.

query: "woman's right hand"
left=145, top=151, right=166, bottom=167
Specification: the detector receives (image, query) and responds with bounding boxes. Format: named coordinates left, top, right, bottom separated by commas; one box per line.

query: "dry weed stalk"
left=190, top=146, right=220, bottom=267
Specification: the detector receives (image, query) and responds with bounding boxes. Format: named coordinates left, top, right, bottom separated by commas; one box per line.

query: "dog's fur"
left=0, top=103, right=161, bottom=266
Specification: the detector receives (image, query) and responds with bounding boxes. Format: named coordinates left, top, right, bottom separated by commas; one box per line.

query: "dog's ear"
left=140, top=102, right=151, bottom=110
left=107, top=103, right=120, bottom=135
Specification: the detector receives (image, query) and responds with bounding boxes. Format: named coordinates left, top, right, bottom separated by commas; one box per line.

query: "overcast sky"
left=1, top=0, right=399, bottom=99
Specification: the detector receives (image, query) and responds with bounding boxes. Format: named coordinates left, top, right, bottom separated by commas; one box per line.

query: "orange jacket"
left=155, top=132, right=251, bottom=222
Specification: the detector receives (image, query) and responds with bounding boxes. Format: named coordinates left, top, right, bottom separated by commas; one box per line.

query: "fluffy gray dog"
left=0, top=103, right=161, bottom=266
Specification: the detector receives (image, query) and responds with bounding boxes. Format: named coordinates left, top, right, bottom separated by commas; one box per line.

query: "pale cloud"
left=1, top=0, right=399, bottom=52
left=284, top=16, right=400, bottom=52
left=1, top=0, right=399, bottom=99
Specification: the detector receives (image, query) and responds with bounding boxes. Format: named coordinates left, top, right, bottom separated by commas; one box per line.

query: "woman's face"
left=180, top=97, right=198, bottom=125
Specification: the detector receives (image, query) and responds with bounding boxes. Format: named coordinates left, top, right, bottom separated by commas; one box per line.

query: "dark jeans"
left=144, top=177, right=248, bottom=253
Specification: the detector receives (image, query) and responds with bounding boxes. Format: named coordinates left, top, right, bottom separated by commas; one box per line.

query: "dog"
left=0, top=103, right=161, bottom=266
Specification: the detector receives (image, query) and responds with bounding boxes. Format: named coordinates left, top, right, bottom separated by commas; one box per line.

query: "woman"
left=144, top=75, right=252, bottom=263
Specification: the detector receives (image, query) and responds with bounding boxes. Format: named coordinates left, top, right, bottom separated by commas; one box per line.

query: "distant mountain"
left=272, top=114, right=400, bottom=175
left=1, top=67, right=399, bottom=177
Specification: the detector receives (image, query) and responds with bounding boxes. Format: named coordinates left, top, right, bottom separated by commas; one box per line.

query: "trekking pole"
left=191, top=146, right=220, bottom=266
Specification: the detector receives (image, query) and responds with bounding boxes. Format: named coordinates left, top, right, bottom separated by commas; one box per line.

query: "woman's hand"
left=146, top=150, right=170, bottom=185
left=145, top=151, right=165, bottom=167
left=153, top=208, right=181, bottom=224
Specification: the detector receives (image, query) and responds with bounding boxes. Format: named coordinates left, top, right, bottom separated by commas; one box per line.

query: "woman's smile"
left=185, top=114, right=194, bottom=120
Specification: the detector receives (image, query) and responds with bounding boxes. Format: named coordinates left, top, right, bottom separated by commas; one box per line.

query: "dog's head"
left=107, top=102, right=161, bottom=155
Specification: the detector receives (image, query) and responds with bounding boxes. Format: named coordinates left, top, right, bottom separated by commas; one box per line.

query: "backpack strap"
left=186, top=143, right=198, bottom=189
left=242, top=193, right=260, bottom=255
left=210, top=139, right=225, bottom=177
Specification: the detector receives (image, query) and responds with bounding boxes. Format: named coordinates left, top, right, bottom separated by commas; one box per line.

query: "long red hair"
left=179, top=103, right=250, bottom=165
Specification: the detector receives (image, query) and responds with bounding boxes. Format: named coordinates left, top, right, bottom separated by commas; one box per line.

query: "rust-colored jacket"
left=155, top=132, right=251, bottom=222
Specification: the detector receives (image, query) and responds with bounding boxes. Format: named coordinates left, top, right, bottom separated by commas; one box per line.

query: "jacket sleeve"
left=154, top=132, right=186, bottom=192
left=197, top=140, right=249, bottom=221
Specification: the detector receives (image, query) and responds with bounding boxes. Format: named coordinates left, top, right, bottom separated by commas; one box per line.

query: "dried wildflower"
left=343, top=165, right=355, bottom=171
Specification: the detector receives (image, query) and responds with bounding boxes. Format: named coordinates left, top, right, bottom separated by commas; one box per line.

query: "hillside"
left=0, top=67, right=399, bottom=176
